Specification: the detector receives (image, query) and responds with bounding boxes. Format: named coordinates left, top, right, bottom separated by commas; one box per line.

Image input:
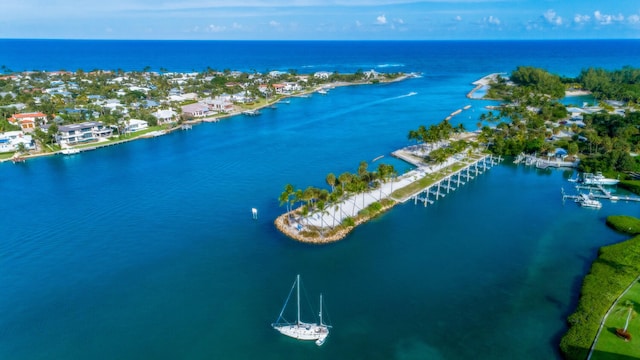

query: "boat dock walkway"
left=406, top=153, right=502, bottom=206
left=296, top=150, right=502, bottom=229
left=562, top=184, right=640, bottom=204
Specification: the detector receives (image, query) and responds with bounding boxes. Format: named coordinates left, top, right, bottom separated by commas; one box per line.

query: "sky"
left=2, top=0, right=639, bottom=40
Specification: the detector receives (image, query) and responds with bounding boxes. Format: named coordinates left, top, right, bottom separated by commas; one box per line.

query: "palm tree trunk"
left=624, top=307, right=633, bottom=332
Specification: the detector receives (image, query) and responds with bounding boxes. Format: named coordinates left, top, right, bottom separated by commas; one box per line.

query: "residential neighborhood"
left=0, top=68, right=401, bottom=159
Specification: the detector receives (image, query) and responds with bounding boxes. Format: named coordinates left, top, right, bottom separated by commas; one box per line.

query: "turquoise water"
left=2, top=40, right=640, bottom=359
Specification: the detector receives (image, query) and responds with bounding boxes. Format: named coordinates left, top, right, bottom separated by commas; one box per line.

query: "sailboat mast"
left=296, top=274, right=301, bottom=325
left=319, top=293, right=323, bottom=326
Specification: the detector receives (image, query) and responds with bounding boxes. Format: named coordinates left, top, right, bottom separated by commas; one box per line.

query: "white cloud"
left=207, top=24, right=226, bottom=32
left=454, top=15, right=462, bottom=22
left=594, top=10, right=624, bottom=25
left=269, top=20, right=281, bottom=27
left=485, top=15, right=500, bottom=26
left=628, top=14, right=640, bottom=24
left=232, top=22, right=243, bottom=29
left=355, top=20, right=362, bottom=27
left=376, top=14, right=387, bottom=25
left=574, top=14, right=591, bottom=24
left=543, top=9, right=562, bottom=26
left=395, top=18, right=404, bottom=25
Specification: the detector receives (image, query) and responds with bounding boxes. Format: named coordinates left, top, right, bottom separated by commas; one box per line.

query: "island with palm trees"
left=274, top=119, right=499, bottom=244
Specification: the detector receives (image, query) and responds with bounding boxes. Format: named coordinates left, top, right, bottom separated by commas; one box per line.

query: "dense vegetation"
left=560, top=228, right=640, bottom=360
left=480, top=66, right=640, bottom=176
left=578, top=66, right=640, bottom=103
left=606, top=215, right=640, bottom=235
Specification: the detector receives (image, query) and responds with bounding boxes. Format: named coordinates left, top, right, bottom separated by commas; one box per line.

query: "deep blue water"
left=2, top=40, right=640, bottom=359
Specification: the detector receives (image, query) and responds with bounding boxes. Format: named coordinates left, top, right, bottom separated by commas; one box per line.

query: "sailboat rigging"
left=271, top=274, right=331, bottom=346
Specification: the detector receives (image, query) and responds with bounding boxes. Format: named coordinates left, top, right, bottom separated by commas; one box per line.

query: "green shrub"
left=342, top=217, right=355, bottom=227
left=560, top=233, right=640, bottom=360
left=619, top=180, right=640, bottom=195
left=606, top=215, right=640, bottom=235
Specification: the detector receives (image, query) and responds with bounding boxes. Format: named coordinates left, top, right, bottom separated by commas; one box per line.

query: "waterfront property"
left=122, top=119, right=149, bottom=134
left=48, top=122, right=113, bottom=146
left=0, top=131, right=35, bottom=152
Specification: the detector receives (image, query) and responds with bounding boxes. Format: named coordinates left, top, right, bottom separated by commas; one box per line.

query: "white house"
left=123, top=119, right=148, bottom=133
left=55, top=121, right=113, bottom=146
left=0, top=131, right=35, bottom=152
left=152, top=109, right=177, bottom=123
left=204, top=98, right=234, bottom=112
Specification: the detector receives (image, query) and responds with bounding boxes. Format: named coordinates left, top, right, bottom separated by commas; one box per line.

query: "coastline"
left=1, top=74, right=409, bottom=164
left=466, top=73, right=504, bottom=99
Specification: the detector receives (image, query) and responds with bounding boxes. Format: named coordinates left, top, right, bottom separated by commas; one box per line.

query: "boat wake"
left=398, top=92, right=418, bottom=98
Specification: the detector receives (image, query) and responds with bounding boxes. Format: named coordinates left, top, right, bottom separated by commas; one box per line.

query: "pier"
left=409, top=154, right=501, bottom=207
left=562, top=184, right=640, bottom=204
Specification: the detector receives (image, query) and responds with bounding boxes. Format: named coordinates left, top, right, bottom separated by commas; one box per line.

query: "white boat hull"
left=273, top=322, right=328, bottom=341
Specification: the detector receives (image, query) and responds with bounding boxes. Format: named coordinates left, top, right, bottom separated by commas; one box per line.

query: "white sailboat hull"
left=273, top=322, right=329, bottom=342
left=272, top=275, right=330, bottom=346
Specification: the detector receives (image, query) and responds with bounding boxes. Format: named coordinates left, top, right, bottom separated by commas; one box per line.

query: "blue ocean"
left=1, top=40, right=640, bottom=359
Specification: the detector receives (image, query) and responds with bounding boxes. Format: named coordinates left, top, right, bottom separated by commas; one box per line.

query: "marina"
left=408, top=154, right=502, bottom=206
left=562, top=183, right=640, bottom=206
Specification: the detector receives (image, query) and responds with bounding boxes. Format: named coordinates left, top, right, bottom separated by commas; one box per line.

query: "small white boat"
left=576, top=193, right=602, bottom=209
left=61, top=148, right=80, bottom=155
left=582, top=172, right=619, bottom=185
left=317, top=89, right=328, bottom=95
left=272, top=274, right=331, bottom=346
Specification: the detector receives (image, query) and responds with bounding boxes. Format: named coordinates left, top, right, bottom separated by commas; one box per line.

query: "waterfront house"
left=122, top=119, right=148, bottom=133
left=0, top=131, right=35, bottom=152
left=152, top=109, right=177, bottom=124
left=203, top=98, right=234, bottom=113
left=181, top=103, right=210, bottom=118
left=53, top=121, right=113, bottom=146
left=8, top=112, right=47, bottom=133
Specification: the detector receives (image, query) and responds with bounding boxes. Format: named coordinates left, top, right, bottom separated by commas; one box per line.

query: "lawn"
left=592, top=281, right=640, bottom=360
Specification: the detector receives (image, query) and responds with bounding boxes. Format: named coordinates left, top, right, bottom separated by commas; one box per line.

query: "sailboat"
left=271, top=274, right=330, bottom=346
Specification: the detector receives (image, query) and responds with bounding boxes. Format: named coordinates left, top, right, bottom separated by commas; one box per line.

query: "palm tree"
left=279, top=183, right=295, bottom=220
left=615, top=300, right=636, bottom=340
left=326, top=173, right=336, bottom=192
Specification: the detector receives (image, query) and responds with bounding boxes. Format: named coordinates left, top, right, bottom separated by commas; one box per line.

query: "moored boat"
left=271, top=274, right=331, bottom=346
left=582, top=172, right=619, bottom=186
left=61, top=148, right=80, bottom=155
left=576, top=193, right=602, bottom=209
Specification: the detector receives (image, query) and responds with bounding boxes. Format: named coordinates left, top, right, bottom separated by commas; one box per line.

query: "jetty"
left=275, top=141, right=503, bottom=244
left=467, top=73, right=504, bottom=99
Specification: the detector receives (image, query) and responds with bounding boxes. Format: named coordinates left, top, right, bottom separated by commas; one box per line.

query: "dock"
left=407, top=154, right=502, bottom=207
left=562, top=184, right=640, bottom=204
